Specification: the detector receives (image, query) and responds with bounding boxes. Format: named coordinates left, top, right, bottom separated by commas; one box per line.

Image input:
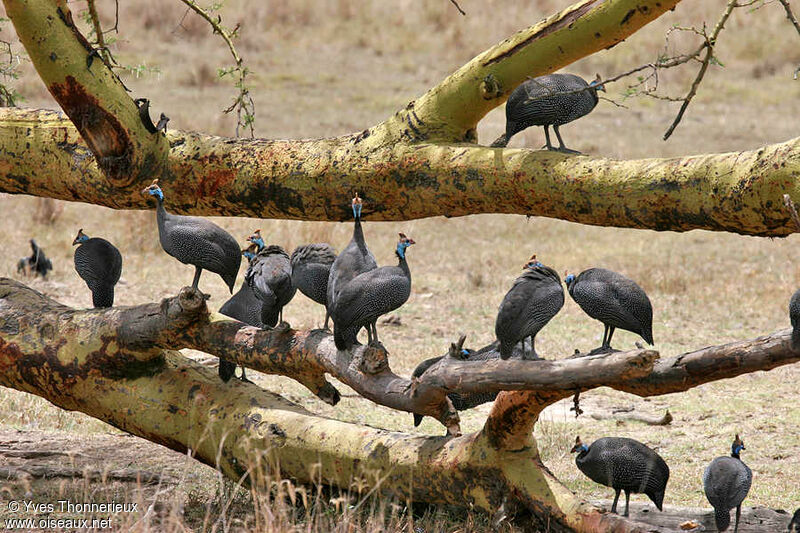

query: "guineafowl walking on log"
left=703, top=434, right=752, bottom=533
left=72, top=229, right=122, bottom=308
left=332, top=233, right=415, bottom=350
left=327, top=193, right=377, bottom=316
left=571, top=436, right=669, bottom=517
left=495, top=255, right=564, bottom=360
left=142, top=179, right=241, bottom=293
left=245, top=234, right=296, bottom=328
left=291, top=243, right=337, bottom=329
left=491, top=73, right=604, bottom=153
left=565, top=268, right=653, bottom=352
left=218, top=246, right=265, bottom=382
left=17, top=239, right=53, bottom=279
left=790, top=289, right=800, bottom=349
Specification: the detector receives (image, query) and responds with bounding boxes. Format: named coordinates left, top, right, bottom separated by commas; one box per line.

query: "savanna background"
left=1, top=0, right=799, bottom=531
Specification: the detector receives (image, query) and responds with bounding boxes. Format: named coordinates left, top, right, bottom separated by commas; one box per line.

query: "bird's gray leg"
left=365, top=325, right=373, bottom=344
left=323, top=311, right=330, bottom=331
left=191, top=266, right=202, bottom=289
left=602, top=324, right=610, bottom=348
left=607, top=326, right=616, bottom=349
left=519, top=337, right=526, bottom=358
left=611, top=489, right=620, bottom=514
left=553, top=125, right=581, bottom=154
left=372, top=322, right=379, bottom=345
left=734, top=505, right=741, bottom=533
left=623, top=489, right=631, bottom=517
left=530, top=336, right=538, bottom=359
left=543, top=125, right=554, bottom=150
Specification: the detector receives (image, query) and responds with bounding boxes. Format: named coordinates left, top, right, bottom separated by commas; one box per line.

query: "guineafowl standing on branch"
left=72, top=229, right=123, bottom=308
left=218, top=245, right=265, bottom=382
left=245, top=232, right=296, bottom=328
left=495, top=255, right=564, bottom=360
left=491, top=73, right=604, bottom=153
left=703, top=434, right=753, bottom=533
left=141, top=179, right=241, bottom=293
left=327, top=193, right=377, bottom=317
left=291, top=243, right=337, bottom=329
left=790, top=289, right=800, bottom=349
left=571, top=436, right=669, bottom=517
left=332, top=233, right=415, bottom=351
left=565, top=268, right=654, bottom=352
left=17, top=239, right=53, bottom=279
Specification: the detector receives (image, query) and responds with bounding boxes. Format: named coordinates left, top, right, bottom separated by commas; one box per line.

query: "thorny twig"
left=776, top=0, right=800, bottom=79
left=449, top=0, right=466, bottom=16
left=86, top=0, right=111, bottom=64
left=177, top=0, right=255, bottom=138
left=782, top=194, right=800, bottom=233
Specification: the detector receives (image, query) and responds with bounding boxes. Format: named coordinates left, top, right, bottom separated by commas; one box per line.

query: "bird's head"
left=731, top=434, right=745, bottom=457
left=352, top=193, right=363, bottom=219
left=247, top=229, right=265, bottom=251
left=564, top=271, right=576, bottom=287
left=72, top=228, right=89, bottom=246
left=141, top=179, right=164, bottom=201
left=570, top=436, right=588, bottom=454
left=523, top=254, right=544, bottom=270
left=590, top=73, right=606, bottom=93
left=396, top=233, right=415, bottom=258
left=241, top=243, right=258, bottom=261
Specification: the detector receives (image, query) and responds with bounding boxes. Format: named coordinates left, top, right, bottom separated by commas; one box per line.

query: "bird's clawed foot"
left=273, top=321, right=291, bottom=333
left=588, top=345, right=619, bottom=356
left=555, top=146, right=582, bottom=155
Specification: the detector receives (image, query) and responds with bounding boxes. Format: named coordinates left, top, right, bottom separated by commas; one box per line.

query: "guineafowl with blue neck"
left=218, top=245, right=265, bottom=382
left=327, top=193, right=377, bottom=317
left=571, top=435, right=669, bottom=517
left=141, top=179, right=241, bottom=293
left=704, top=434, right=752, bottom=533
left=565, top=268, right=653, bottom=352
left=245, top=232, right=296, bottom=328
left=332, top=233, right=414, bottom=350
left=491, top=73, right=604, bottom=153
left=789, top=289, right=800, bottom=349
left=72, top=229, right=123, bottom=308
left=291, top=243, right=337, bottom=329
left=495, top=255, right=564, bottom=360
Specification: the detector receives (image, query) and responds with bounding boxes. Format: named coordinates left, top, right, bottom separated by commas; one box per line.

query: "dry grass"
left=1, top=0, right=800, bottom=529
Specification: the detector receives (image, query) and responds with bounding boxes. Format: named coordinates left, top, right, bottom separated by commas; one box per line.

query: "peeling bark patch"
left=48, top=76, right=133, bottom=183
left=482, top=0, right=600, bottom=66
left=197, top=169, right=235, bottom=197
left=621, top=9, right=636, bottom=25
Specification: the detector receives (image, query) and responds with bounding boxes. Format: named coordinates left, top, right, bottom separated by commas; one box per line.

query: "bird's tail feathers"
left=499, top=341, right=514, bottom=360
left=413, top=414, right=424, bottom=427
left=714, top=507, right=731, bottom=532
left=792, top=325, right=800, bottom=350
left=649, top=489, right=665, bottom=511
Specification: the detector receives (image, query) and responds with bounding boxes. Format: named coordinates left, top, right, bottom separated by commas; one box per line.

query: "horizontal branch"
left=2, top=108, right=799, bottom=235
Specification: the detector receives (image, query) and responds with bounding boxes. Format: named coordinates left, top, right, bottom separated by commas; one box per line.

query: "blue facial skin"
left=396, top=241, right=410, bottom=258
left=590, top=80, right=605, bottom=91
left=565, top=274, right=575, bottom=285
left=732, top=443, right=745, bottom=456
left=147, top=186, right=164, bottom=201
left=461, top=349, right=469, bottom=356
left=251, top=236, right=266, bottom=251
left=526, top=260, right=544, bottom=269
left=243, top=250, right=255, bottom=260
left=352, top=202, right=362, bottom=219
left=77, top=234, right=89, bottom=243
left=578, top=444, right=589, bottom=453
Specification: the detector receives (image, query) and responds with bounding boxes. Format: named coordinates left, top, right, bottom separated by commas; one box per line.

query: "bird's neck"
left=353, top=217, right=367, bottom=247
left=155, top=196, right=167, bottom=225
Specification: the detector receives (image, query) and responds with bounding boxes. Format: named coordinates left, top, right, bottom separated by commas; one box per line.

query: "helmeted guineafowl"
left=495, top=255, right=564, bottom=360
left=790, top=289, right=800, bottom=350
left=491, top=73, right=604, bottom=153
left=571, top=435, right=669, bottom=517
left=72, top=229, right=123, bottom=308
left=332, top=233, right=414, bottom=350
left=788, top=508, right=800, bottom=532
left=218, top=245, right=265, bottom=382
left=291, top=243, right=337, bottom=329
left=565, top=268, right=654, bottom=352
left=703, top=434, right=753, bottom=533
left=244, top=235, right=296, bottom=328
left=411, top=344, right=500, bottom=427
left=17, top=239, right=53, bottom=279
left=327, top=193, right=377, bottom=316
left=141, top=179, right=241, bottom=293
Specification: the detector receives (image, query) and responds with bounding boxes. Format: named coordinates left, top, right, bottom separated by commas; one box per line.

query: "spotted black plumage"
left=72, top=229, right=122, bottom=308
left=495, top=257, right=564, bottom=360
left=491, top=73, right=604, bottom=153
left=327, top=194, right=377, bottom=318
left=703, top=435, right=752, bottom=533
left=245, top=241, right=296, bottom=328
left=332, top=234, right=414, bottom=350
left=565, top=268, right=654, bottom=351
left=411, top=344, right=500, bottom=427
left=142, top=179, right=241, bottom=293
left=790, top=289, right=800, bottom=350
left=788, top=508, right=800, bottom=532
left=17, top=239, right=53, bottom=279
left=571, top=436, right=669, bottom=517
left=291, top=243, right=337, bottom=329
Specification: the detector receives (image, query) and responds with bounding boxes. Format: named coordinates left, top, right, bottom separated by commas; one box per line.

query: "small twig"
left=177, top=0, right=255, bottom=137
left=782, top=194, right=800, bottom=232
left=449, top=0, right=466, bottom=16
left=776, top=0, right=800, bottom=79
left=86, top=0, right=111, bottom=64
